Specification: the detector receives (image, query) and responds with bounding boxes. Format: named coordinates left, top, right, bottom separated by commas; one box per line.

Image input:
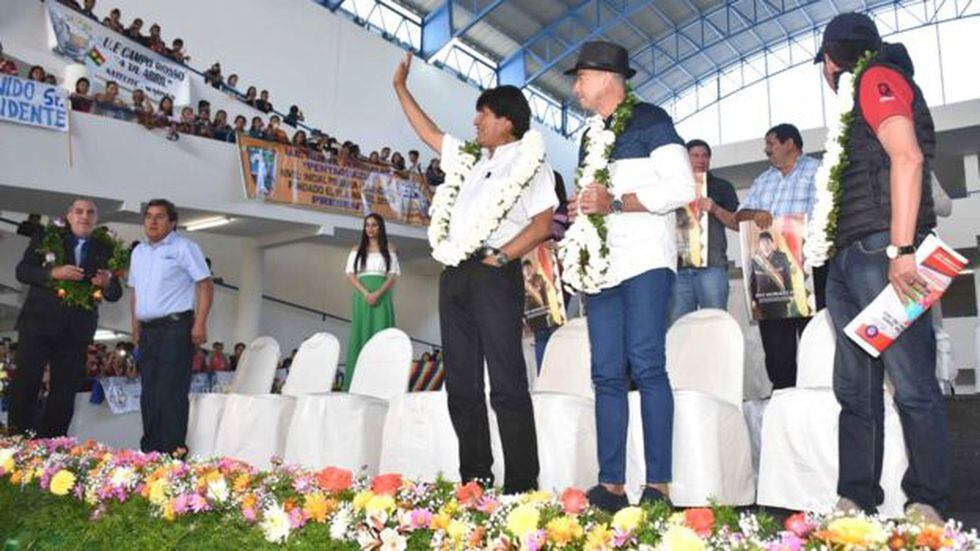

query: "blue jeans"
left=667, top=266, right=729, bottom=325
left=826, top=231, right=950, bottom=513
left=586, top=268, right=674, bottom=484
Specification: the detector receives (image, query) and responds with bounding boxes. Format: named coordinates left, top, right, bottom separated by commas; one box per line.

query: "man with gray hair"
left=10, top=198, right=122, bottom=437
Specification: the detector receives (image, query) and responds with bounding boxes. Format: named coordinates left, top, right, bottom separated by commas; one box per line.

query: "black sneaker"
left=586, top=484, right=630, bottom=513
left=639, top=486, right=672, bottom=508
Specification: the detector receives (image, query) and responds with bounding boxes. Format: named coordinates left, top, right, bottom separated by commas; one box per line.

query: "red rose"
left=370, top=473, right=403, bottom=496
left=315, top=467, right=353, bottom=493
left=456, top=481, right=484, bottom=506
left=560, top=487, right=588, bottom=515
left=684, top=508, right=715, bottom=536
left=784, top=512, right=811, bottom=537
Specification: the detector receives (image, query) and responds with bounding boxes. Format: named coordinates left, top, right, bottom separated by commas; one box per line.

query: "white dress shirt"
left=602, top=143, right=697, bottom=289
left=345, top=250, right=401, bottom=277
left=127, top=231, right=211, bottom=321
left=441, top=134, right=558, bottom=250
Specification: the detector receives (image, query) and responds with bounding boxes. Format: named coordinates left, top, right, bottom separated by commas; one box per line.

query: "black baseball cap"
left=814, top=12, right=881, bottom=64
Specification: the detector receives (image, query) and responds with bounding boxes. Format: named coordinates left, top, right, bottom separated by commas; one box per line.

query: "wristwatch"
left=885, top=244, right=915, bottom=259
left=611, top=197, right=624, bottom=214
left=495, top=250, right=510, bottom=266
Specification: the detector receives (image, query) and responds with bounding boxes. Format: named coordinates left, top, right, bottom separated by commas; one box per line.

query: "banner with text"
left=238, top=135, right=433, bottom=226
left=46, top=1, right=191, bottom=104
left=0, top=74, right=68, bottom=131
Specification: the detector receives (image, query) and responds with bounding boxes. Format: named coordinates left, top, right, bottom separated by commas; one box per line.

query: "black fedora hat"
left=564, top=40, right=636, bottom=78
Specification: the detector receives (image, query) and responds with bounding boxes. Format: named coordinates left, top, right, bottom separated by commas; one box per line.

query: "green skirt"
left=343, top=274, right=395, bottom=391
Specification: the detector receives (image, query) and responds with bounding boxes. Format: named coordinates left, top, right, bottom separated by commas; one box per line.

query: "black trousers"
left=439, top=258, right=539, bottom=493
left=758, top=264, right=828, bottom=390
left=9, top=331, right=87, bottom=437
left=138, top=314, right=194, bottom=454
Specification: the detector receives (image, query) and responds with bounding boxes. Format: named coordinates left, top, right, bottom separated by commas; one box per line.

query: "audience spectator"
left=230, top=115, right=247, bottom=141
left=224, top=73, right=239, bottom=94
left=248, top=116, right=265, bottom=139
left=0, top=42, right=17, bottom=76
left=131, top=88, right=154, bottom=122
left=208, top=342, right=229, bottom=372
left=70, top=77, right=93, bottom=112
left=79, top=0, right=97, bottom=21
left=229, top=342, right=246, bottom=371
left=176, top=106, right=195, bottom=134
left=284, top=105, right=304, bottom=127
left=255, top=89, right=273, bottom=113
left=102, top=8, right=124, bottom=33
left=146, top=23, right=165, bottom=53
left=211, top=109, right=233, bottom=141
left=243, top=86, right=258, bottom=107
left=44, top=74, right=57, bottom=85
left=152, top=95, right=175, bottom=128
left=369, top=151, right=381, bottom=164
left=292, top=129, right=308, bottom=148
left=203, top=62, right=223, bottom=89
left=94, top=80, right=126, bottom=108
left=390, top=151, right=406, bottom=171
left=426, top=158, right=445, bottom=187
left=407, top=149, right=422, bottom=174
left=27, top=65, right=46, bottom=82
left=265, top=115, right=288, bottom=143
left=379, top=146, right=391, bottom=164
left=125, top=18, right=145, bottom=44
left=169, top=38, right=189, bottom=63
left=191, top=348, right=208, bottom=374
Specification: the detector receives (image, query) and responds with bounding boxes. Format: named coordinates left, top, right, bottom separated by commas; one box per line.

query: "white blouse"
left=345, top=250, right=400, bottom=277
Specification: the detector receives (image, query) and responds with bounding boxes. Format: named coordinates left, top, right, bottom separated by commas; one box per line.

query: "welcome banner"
left=238, top=135, right=433, bottom=226
left=46, top=1, right=191, bottom=104
left=0, top=74, right=68, bottom=131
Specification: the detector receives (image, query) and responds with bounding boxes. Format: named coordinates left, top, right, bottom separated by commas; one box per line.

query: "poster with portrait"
left=739, top=214, right=814, bottom=321
left=675, top=172, right=709, bottom=268
left=522, top=243, right=567, bottom=333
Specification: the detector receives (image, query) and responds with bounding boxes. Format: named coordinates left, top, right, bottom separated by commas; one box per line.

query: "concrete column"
left=965, top=153, right=980, bottom=194
left=233, top=243, right=264, bottom=344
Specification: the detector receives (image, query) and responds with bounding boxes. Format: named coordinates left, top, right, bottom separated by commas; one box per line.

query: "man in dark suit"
left=10, top=198, right=122, bottom=437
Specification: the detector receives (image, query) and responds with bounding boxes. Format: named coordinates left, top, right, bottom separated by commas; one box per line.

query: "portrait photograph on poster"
left=739, top=215, right=813, bottom=321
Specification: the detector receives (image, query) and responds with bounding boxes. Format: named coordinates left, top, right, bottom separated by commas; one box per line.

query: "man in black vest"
left=816, top=13, right=947, bottom=524
left=10, top=198, right=123, bottom=437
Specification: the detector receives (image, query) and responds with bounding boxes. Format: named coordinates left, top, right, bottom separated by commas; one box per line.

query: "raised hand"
left=393, top=52, right=412, bottom=90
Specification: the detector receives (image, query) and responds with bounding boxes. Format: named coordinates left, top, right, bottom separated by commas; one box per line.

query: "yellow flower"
left=611, top=506, right=644, bottom=533
left=49, top=470, right=76, bottom=496
left=522, top=490, right=552, bottom=505
left=431, top=512, right=452, bottom=531
left=546, top=516, right=584, bottom=547
left=0, top=448, right=15, bottom=473
left=303, top=492, right=333, bottom=523
left=10, top=470, right=23, bottom=485
left=446, top=519, right=470, bottom=541
left=584, top=524, right=613, bottom=551
left=232, top=472, right=251, bottom=493
left=148, top=478, right=169, bottom=506
left=440, top=500, right=459, bottom=516
left=365, top=494, right=396, bottom=514
left=162, top=500, right=176, bottom=521
left=824, top=517, right=887, bottom=547
left=352, top=490, right=374, bottom=511
left=505, top=504, right=540, bottom=538
left=661, top=525, right=706, bottom=551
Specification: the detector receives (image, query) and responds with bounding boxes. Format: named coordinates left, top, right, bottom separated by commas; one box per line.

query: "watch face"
left=886, top=245, right=897, bottom=259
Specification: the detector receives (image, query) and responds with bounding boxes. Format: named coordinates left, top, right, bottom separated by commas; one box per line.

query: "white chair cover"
left=282, top=329, right=413, bottom=473
left=742, top=398, right=769, bottom=476
left=630, top=309, right=754, bottom=506
left=796, top=310, right=835, bottom=389
left=532, top=318, right=598, bottom=493
left=186, top=336, right=280, bottom=458
left=757, top=309, right=909, bottom=517
left=212, top=333, right=339, bottom=469
left=349, top=328, right=413, bottom=399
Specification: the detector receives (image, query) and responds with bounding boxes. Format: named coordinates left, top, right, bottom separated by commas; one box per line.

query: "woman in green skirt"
left=343, top=213, right=399, bottom=390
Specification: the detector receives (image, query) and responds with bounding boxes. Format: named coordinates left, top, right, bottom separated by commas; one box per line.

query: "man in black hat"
left=815, top=13, right=948, bottom=524
left=566, top=41, right=695, bottom=511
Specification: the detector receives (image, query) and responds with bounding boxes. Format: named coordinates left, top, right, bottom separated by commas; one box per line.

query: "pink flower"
left=476, top=496, right=500, bottom=515
left=767, top=534, right=804, bottom=551
left=525, top=529, right=546, bottom=551
left=242, top=506, right=257, bottom=522
left=288, top=506, right=305, bottom=529
left=316, top=466, right=354, bottom=493
left=560, top=487, right=588, bottom=515
left=410, top=508, right=432, bottom=529
left=784, top=513, right=811, bottom=537
left=188, top=494, right=209, bottom=513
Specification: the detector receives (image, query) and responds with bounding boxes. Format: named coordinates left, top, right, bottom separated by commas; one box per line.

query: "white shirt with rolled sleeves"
left=602, top=143, right=697, bottom=289
left=440, top=134, right=559, bottom=250
left=127, top=231, right=212, bottom=321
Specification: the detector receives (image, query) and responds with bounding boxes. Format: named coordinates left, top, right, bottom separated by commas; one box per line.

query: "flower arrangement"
left=36, top=219, right=131, bottom=309
left=1, top=436, right=976, bottom=549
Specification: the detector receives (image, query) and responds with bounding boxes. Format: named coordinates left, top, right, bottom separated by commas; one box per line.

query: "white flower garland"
left=804, top=71, right=855, bottom=268
left=558, top=115, right=616, bottom=293
left=426, top=130, right=546, bottom=266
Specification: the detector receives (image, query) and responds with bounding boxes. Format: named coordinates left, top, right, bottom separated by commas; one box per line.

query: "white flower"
left=0, top=448, right=14, bottom=467
left=259, top=503, right=292, bottom=544
left=44, top=252, right=56, bottom=264
left=109, top=467, right=135, bottom=488
left=356, top=528, right=377, bottom=549
left=206, top=477, right=229, bottom=503
left=330, top=506, right=352, bottom=540
left=379, top=528, right=407, bottom=551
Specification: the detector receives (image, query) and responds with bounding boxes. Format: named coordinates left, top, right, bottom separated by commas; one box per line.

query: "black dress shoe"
left=639, top=486, right=672, bottom=508
left=586, top=484, right=630, bottom=513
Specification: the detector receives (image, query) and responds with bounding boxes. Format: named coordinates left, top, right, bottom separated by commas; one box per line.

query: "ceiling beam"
left=421, top=0, right=507, bottom=59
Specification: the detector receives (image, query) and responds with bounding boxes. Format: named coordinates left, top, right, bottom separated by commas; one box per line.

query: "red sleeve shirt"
left=858, top=66, right=915, bottom=133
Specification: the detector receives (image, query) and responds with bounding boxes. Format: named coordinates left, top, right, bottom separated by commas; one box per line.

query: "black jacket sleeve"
left=15, top=233, right=52, bottom=288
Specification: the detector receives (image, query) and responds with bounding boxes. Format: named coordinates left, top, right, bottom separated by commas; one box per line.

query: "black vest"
left=834, top=55, right=936, bottom=249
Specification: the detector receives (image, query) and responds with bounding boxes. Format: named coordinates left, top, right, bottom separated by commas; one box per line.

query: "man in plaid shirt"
left=737, top=123, right=823, bottom=391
